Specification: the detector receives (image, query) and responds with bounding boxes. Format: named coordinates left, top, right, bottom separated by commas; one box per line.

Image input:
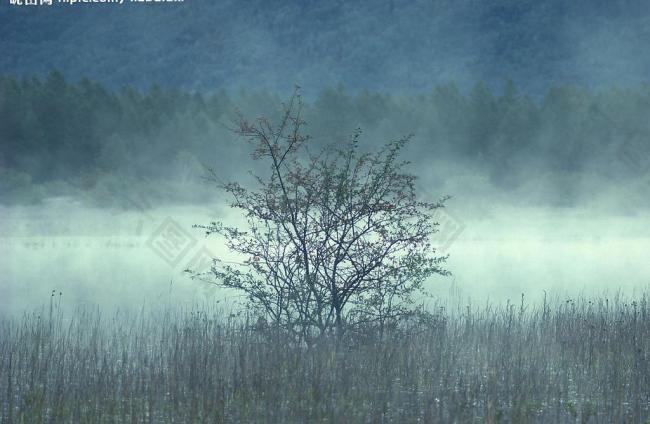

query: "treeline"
left=1, top=71, right=649, bottom=205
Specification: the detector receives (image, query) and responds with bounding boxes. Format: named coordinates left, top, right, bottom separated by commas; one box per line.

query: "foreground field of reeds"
left=1, top=293, right=649, bottom=423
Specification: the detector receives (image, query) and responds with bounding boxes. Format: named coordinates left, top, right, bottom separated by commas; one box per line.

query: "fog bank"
left=2, top=197, right=649, bottom=316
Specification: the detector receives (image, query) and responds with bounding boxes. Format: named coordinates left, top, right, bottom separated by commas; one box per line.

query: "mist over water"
left=3, top=190, right=649, bottom=317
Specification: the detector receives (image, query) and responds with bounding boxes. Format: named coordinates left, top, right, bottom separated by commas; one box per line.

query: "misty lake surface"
left=2, top=197, right=649, bottom=316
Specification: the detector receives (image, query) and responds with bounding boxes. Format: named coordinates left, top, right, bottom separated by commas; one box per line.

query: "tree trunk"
left=335, top=310, right=344, bottom=343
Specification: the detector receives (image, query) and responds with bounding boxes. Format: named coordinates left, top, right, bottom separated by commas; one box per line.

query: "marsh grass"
left=1, top=293, right=649, bottom=423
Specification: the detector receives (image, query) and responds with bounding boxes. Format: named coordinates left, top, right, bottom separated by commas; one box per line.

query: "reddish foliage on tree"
left=190, top=91, right=450, bottom=343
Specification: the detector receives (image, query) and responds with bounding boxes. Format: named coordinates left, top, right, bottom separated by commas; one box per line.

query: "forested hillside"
left=1, top=72, right=649, bottom=208
left=1, top=0, right=649, bottom=93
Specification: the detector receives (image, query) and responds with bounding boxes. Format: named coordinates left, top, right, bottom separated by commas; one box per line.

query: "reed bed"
left=1, top=293, right=649, bottom=423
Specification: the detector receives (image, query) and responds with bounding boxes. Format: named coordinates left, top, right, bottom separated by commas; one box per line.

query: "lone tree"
left=191, top=91, right=450, bottom=343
